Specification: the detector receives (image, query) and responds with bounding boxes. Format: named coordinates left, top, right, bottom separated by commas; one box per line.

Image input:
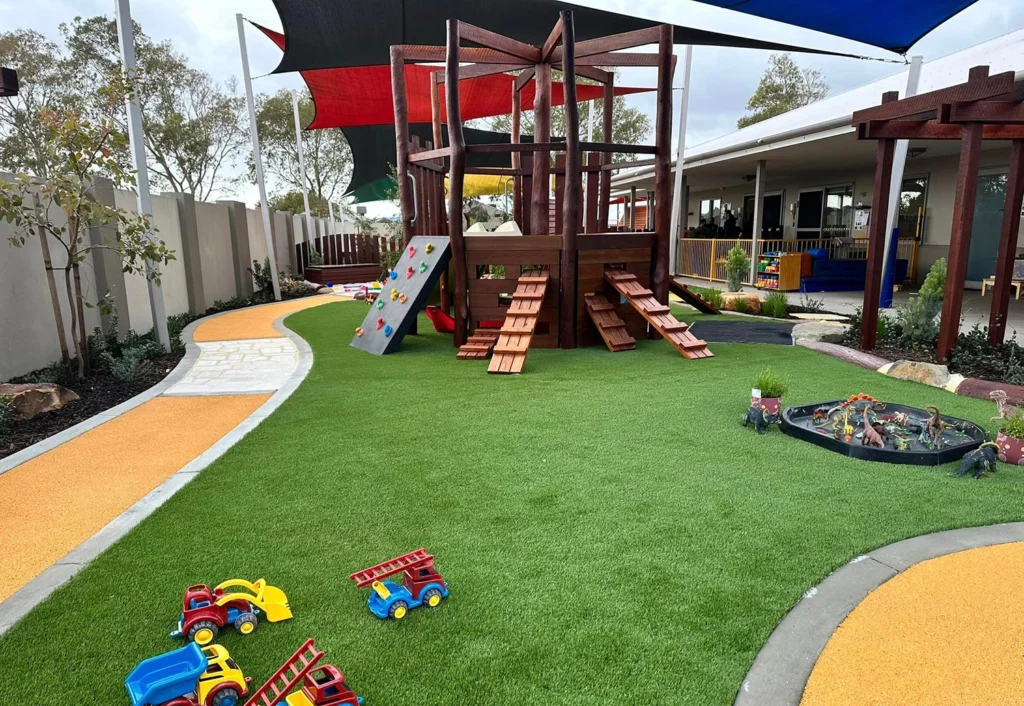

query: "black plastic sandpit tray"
left=780, top=397, right=986, bottom=466
left=350, top=235, right=451, bottom=355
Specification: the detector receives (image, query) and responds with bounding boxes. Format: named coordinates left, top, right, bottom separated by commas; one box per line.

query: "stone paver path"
left=165, top=338, right=299, bottom=395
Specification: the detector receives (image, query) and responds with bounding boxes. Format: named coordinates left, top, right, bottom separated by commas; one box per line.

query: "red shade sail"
left=256, top=24, right=653, bottom=130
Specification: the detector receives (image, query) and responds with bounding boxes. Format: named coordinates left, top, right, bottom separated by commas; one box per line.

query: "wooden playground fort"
left=388, top=11, right=713, bottom=372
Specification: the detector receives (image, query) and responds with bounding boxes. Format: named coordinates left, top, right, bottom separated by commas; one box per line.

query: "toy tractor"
left=171, top=579, right=292, bottom=645
left=126, top=642, right=251, bottom=706
left=243, top=639, right=362, bottom=706
left=349, top=548, right=448, bottom=620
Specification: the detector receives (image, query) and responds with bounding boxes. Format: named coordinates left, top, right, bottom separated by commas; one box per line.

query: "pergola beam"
left=514, top=66, right=536, bottom=92
left=458, top=22, right=541, bottom=63
left=852, top=67, right=1014, bottom=124
left=401, top=44, right=528, bottom=64
left=542, top=17, right=562, bottom=61
left=551, top=26, right=660, bottom=62
left=434, top=63, right=531, bottom=82
left=860, top=120, right=1024, bottom=140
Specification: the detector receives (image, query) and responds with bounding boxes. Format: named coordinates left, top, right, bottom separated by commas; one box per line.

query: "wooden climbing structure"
left=669, top=278, right=721, bottom=315
left=488, top=268, right=550, bottom=374
left=584, top=295, right=636, bottom=352
left=457, top=328, right=501, bottom=360
left=605, top=269, right=713, bottom=359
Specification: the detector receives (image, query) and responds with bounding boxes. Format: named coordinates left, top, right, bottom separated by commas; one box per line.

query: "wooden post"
left=989, top=139, right=1024, bottom=344
left=430, top=71, right=443, bottom=153
left=936, top=121, right=984, bottom=362
left=861, top=138, right=896, bottom=350
left=390, top=46, right=414, bottom=244
left=445, top=20, right=469, bottom=347
left=629, top=186, right=637, bottom=230
left=511, top=79, right=523, bottom=231
left=560, top=9, right=580, bottom=348
left=532, top=62, right=552, bottom=234
left=585, top=153, right=599, bottom=233
left=598, top=77, right=614, bottom=229
left=652, top=24, right=674, bottom=305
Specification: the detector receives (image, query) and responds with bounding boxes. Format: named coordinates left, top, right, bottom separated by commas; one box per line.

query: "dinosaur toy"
left=990, top=389, right=1016, bottom=422
left=954, top=442, right=999, bottom=479
left=861, top=410, right=885, bottom=448
left=924, top=406, right=945, bottom=449
left=742, top=406, right=777, bottom=434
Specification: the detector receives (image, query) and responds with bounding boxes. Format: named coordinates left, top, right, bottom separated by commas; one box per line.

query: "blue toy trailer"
left=126, top=643, right=207, bottom=706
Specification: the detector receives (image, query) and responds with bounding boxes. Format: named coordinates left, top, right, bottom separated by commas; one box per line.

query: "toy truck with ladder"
left=244, top=638, right=361, bottom=706
left=348, top=549, right=448, bottom=620
left=171, top=579, right=293, bottom=645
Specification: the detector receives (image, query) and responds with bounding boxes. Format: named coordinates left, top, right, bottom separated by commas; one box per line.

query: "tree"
left=0, top=74, right=175, bottom=378
left=0, top=30, right=80, bottom=177
left=737, top=54, right=828, bottom=129
left=270, top=190, right=330, bottom=217
left=61, top=16, right=247, bottom=201
left=254, top=89, right=352, bottom=206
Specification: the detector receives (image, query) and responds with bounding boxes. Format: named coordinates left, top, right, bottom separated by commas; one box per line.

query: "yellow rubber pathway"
left=801, top=542, right=1024, bottom=706
left=0, top=297, right=335, bottom=604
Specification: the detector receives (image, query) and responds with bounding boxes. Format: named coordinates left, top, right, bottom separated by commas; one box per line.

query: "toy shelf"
left=757, top=252, right=804, bottom=291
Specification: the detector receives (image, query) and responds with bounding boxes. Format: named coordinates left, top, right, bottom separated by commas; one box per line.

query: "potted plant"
left=996, top=407, right=1024, bottom=465
left=752, top=367, right=789, bottom=416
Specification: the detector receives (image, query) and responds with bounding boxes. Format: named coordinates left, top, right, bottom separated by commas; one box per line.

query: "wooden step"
left=679, top=339, right=708, bottom=350
left=588, top=301, right=615, bottom=312
left=660, top=322, right=689, bottom=333
left=514, top=290, right=546, bottom=300
left=629, top=288, right=655, bottom=299
left=519, top=276, right=549, bottom=284
left=500, top=324, right=537, bottom=335
left=493, top=342, right=531, bottom=355
left=645, top=305, right=671, bottom=315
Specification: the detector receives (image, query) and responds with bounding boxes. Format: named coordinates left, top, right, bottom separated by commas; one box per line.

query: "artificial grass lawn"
left=2, top=301, right=1023, bottom=705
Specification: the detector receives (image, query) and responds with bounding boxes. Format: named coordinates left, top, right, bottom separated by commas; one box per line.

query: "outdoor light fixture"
left=741, top=174, right=755, bottom=182
left=0, top=68, right=18, bottom=98
left=909, top=148, right=927, bottom=158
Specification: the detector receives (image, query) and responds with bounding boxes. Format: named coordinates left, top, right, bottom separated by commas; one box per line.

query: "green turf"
left=2, top=301, right=1022, bottom=705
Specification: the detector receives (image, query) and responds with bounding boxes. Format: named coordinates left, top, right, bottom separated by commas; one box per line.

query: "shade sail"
left=689, top=0, right=979, bottom=54
left=269, top=0, right=864, bottom=73
left=344, top=124, right=537, bottom=200
left=256, top=25, right=652, bottom=129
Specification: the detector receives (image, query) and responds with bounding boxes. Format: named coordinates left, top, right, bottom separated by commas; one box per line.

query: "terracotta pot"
left=753, top=396, right=782, bottom=416
left=996, top=431, right=1024, bottom=465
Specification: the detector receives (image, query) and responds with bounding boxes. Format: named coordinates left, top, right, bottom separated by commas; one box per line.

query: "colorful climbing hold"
left=399, top=293, right=408, bottom=304
left=355, top=327, right=364, bottom=337
left=384, top=324, right=393, bottom=337
left=408, top=245, right=416, bottom=257
left=326, top=281, right=334, bottom=288
left=390, top=288, right=399, bottom=301
left=425, top=242, right=434, bottom=254
left=419, top=261, right=428, bottom=273
left=376, top=299, right=385, bottom=310
left=389, top=270, right=398, bottom=280
left=406, top=266, right=415, bottom=279
left=376, top=318, right=385, bottom=330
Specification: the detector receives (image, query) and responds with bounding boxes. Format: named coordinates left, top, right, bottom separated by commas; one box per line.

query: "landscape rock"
left=720, top=292, right=761, bottom=314
left=884, top=360, right=951, bottom=388
left=0, top=383, right=80, bottom=421
left=791, top=321, right=849, bottom=344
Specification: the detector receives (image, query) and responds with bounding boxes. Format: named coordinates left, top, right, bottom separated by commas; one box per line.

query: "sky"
left=3, top=0, right=1024, bottom=215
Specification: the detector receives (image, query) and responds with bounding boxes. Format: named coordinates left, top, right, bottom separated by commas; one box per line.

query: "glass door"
left=797, top=189, right=824, bottom=239
left=966, top=173, right=1008, bottom=284
left=823, top=185, right=854, bottom=239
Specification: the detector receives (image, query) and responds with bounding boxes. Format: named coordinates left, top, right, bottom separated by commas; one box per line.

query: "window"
left=823, top=185, right=854, bottom=238
left=699, top=199, right=722, bottom=227
left=898, top=176, right=928, bottom=239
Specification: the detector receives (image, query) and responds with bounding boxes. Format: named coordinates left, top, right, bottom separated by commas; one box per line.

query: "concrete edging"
left=734, top=522, right=1024, bottom=706
left=0, top=300, right=322, bottom=635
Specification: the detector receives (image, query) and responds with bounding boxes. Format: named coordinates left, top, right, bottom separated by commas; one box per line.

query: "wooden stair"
left=604, top=270, right=713, bottom=360
left=457, top=328, right=501, bottom=360
left=488, top=268, right=550, bottom=374
left=584, top=294, right=636, bottom=352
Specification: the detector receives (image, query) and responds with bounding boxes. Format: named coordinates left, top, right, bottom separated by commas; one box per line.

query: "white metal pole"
left=115, top=0, right=170, bottom=350
left=880, top=55, right=923, bottom=306
left=237, top=14, right=281, bottom=301
left=669, top=45, right=693, bottom=275
left=328, top=199, right=337, bottom=236
left=292, top=89, right=316, bottom=245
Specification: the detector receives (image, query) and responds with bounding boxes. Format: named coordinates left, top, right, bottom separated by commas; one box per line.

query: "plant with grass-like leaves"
left=1000, top=407, right=1024, bottom=439
left=762, top=291, right=789, bottom=319
left=753, top=366, right=789, bottom=399
left=732, top=298, right=749, bottom=314
left=0, top=395, right=14, bottom=442
left=695, top=286, right=723, bottom=309
left=724, top=245, right=750, bottom=292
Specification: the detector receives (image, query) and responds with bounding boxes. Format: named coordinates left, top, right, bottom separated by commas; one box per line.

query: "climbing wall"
left=584, top=295, right=636, bottom=352
left=488, top=268, right=550, bottom=374
left=350, top=236, right=451, bottom=355
left=457, top=329, right=501, bottom=360
left=605, top=269, right=713, bottom=359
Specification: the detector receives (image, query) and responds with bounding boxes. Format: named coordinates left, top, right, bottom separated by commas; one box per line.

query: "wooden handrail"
left=465, top=142, right=656, bottom=155
left=409, top=147, right=451, bottom=163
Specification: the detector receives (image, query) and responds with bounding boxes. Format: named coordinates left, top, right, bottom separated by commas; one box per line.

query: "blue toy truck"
left=125, top=642, right=249, bottom=706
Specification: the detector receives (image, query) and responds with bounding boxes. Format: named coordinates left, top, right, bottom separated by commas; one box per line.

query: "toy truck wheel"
left=208, top=687, right=241, bottom=706
left=187, top=620, right=219, bottom=645
left=422, top=588, right=443, bottom=608
left=233, top=612, right=258, bottom=636
left=388, top=600, right=410, bottom=620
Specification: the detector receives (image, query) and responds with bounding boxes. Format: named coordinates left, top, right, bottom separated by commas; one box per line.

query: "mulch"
left=0, top=351, right=183, bottom=461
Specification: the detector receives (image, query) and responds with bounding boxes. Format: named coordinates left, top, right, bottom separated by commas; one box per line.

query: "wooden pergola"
left=853, top=66, right=1024, bottom=362
left=388, top=11, right=677, bottom=348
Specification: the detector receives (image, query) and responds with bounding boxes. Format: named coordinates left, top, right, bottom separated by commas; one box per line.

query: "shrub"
left=1001, top=407, right=1024, bottom=439
left=307, top=246, right=324, bottom=267
left=695, top=286, right=723, bottom=309
left=167, top=312, right=202, bottom=351
left=101, top=346, right=152, bottom=383
left=895, top=295, right=940, bottom=350
left=841, top=307, right=901, bottom=349
left=0, top=395, right=13, bottom=442
left=753, top=367, right=789, bottom=399
left=947, top=325, right=1024, bottom=385
left=762, top=291, right=789, bottom=319
left=249, top=258, right=275, bottom=301
left=919, top=257, right=947, bottom=304
left=21, top=360, right=68, bottom=385
left=799, top=294, right=825, bottom=312
left=732, top=298, right=749, bottom=314
left=724, top=246, right=750, bottom=292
